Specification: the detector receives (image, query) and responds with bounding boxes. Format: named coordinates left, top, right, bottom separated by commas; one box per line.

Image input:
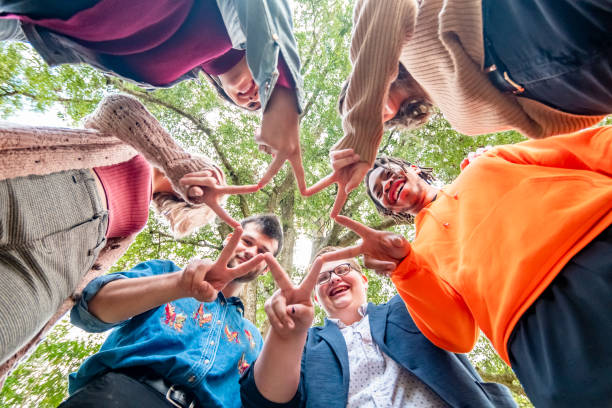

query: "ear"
left=410, top=164, right=421, bottom=174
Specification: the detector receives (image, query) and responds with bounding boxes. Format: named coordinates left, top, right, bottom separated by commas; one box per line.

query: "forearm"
left=88, top=272, right=185, bottom=324
left=253, top=328, right=307, bottom=403
left=84, top=94, right=218, bottom=201
left=335, top=0, right=417, bottom=164
left=392, top=253, right=478, bottom=353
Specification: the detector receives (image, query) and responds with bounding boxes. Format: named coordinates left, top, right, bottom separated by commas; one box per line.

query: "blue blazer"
left=241, top=295, right=516, bottom=408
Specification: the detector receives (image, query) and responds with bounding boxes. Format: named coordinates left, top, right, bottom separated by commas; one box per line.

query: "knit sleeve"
left=333, top=0, right=418, bottom=165
left=84, top=94, right=222, bottom=204
left=391, top=249, right=479, bottom=354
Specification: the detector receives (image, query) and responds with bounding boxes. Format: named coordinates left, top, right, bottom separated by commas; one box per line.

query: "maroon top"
left=12, top=0, right=292, bottom=87
left=93, top=155, right=152, bottom=238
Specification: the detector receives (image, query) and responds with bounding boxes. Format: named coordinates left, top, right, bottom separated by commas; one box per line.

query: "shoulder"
left=128, top=259, right=182, bottom=275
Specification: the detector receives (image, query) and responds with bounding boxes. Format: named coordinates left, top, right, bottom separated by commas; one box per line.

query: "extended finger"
left=228, top=253, right=265, bottom=279
left=215, top=184, right=260, bottom=195
left=334, top=215, right=373, bottom=237
left=302, top=173, right=335, bottom=197
left=257, top=155, right=286, bottom=189
left=217, top=227, right=243, bottom=267
left=297, top=256, right=323, bottom=295
left=319, top=245, right=363, bottom=262
left=264, top=253, right=294, bottom=292
left=205, top=199, right=240, bottom=228
left=289, top=151, right=308, bottom=195
left=330, top=188, right=348, bottom=218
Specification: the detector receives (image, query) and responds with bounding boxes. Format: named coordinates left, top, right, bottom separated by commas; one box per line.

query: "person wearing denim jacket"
left=61, top=214, right=283, bottom=408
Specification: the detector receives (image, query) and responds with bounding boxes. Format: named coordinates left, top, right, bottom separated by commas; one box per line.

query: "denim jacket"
left=2, top=0, right=304, bottom=112
left=240, top=295, right=517, bottom=408
left=69, top=260, right=263, bottom=408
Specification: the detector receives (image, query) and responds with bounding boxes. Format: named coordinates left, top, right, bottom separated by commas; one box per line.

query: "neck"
left=331, top=307, right=363, bottom=326
left=221, top=281, right=244, bottom=298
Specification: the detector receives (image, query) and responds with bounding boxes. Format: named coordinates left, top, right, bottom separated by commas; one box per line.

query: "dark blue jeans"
left=508, top=225, right=612, bottom=408
left=483, top=0, right=612, bottom=115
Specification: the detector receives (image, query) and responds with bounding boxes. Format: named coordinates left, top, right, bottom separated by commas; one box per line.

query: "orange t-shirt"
left=392, top=126, right=612, bottom=364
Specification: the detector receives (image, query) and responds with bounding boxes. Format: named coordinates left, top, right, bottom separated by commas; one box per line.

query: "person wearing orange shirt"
left=330, top=125, right=612, bottom=408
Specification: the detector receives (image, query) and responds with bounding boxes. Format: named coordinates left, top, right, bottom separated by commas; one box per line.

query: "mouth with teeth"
left=387, top=179, right=405, bottom=205
left=328, top=284, right=351, bottom=298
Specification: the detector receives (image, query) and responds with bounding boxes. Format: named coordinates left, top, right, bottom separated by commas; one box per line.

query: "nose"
left=242, top=246, right=256, bottom=260
left=329, top=273, right=342, bottom=284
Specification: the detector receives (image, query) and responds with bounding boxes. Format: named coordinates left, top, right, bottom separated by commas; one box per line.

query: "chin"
left=232, top=270, right=262, bottom=283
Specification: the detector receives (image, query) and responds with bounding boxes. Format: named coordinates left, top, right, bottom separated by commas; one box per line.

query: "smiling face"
left=367, top=162, right=433, bottom=216
left=227, top=222, right=279, bottom=282
left=315, top=259, right=368, bottom=320
left=217, top=56, right=261, bottom=111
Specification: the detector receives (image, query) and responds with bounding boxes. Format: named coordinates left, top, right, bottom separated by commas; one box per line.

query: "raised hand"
left=263, top=253, right=324, bottom=338
left=302, top=149, right=370, bottom=217
left=177, top=227, right=264, bottom=302
left=326, top=215, right=411, bottom=277
left=255, top=87, right=308, bottom=194
left=180, top=171, right=258, bottom=228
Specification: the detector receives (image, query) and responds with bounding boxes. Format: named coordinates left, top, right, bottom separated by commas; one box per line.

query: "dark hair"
left=202, top=72, right=261, bottom=112
left=241, top=214, right=283, bottom=256
left=364, top=156, right=436, bottom=222
left=314, top=246, right=362, bottom=274
left=338, top=64, right=433, bottom=130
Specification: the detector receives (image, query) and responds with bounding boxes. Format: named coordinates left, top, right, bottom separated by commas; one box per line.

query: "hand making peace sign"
left=326, top=215, right=411, bottom=277
left=180, top=171, right=259, bottom=228
left=301, top=149, right=369, bottom=217
left=177, top=227, right=265, bottom=302
left=262, top=253, right=325, bottom=338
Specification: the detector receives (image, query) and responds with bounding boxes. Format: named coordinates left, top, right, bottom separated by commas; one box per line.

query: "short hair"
left=364, top=156, right=436, bottom=222
left=241, top=214, right=283, bottom=256
left=314, top=246, right=362, bottom=274
left=338, top=63, right=432, bottom=130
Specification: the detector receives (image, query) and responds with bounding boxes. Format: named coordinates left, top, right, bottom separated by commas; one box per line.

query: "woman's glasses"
left=316, top=263, right=354, bottom=285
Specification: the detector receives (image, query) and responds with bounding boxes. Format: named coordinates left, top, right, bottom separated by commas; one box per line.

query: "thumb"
left=391, top=236, right=404, bottom=247
left=287, top=304, right=313, bottom=320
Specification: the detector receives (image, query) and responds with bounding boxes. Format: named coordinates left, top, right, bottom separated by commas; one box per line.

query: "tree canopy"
left=5, top=1, right=605, bottom=405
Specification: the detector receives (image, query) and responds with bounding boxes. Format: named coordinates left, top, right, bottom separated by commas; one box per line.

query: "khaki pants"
left=0, top=169, right=107, bottom=364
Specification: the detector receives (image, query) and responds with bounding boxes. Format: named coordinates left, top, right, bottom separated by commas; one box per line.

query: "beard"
left=228, top=257, right=265, bottom=283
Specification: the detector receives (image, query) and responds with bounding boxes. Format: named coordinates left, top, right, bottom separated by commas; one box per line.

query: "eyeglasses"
left=316, top=263, right=354, bottom=286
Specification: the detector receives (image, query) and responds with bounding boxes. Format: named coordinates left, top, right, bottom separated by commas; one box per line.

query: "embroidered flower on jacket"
left=163, top=303, right=187, bottom=332
left=238, top=353, right=250, bottom=375
left=244, top=329, right=256, bottom=349
left=224, top=325, right=240, bottom=343
left=193, top=304, right=213, bottom=327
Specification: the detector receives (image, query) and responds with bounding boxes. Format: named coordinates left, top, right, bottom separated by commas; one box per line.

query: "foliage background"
left=4, top=0, right=608, bottom=405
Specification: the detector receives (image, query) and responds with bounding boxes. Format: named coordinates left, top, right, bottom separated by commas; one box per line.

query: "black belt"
left=483, top=36, right=525, bottom=95
left=115, top=367, right=199, bottom=408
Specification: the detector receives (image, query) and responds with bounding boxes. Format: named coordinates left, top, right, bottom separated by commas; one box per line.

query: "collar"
left=328, top=303, right=368, bottom=329
left=217, top=292, right=245, bottom=315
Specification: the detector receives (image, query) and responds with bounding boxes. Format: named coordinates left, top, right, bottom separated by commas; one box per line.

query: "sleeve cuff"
left=70, top=274, right=128, bottom=333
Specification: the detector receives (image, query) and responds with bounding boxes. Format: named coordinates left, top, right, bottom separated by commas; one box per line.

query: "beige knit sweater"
left=0, top=94, right=220, bottom=385
left=336, top=0, right=606, bottom=165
